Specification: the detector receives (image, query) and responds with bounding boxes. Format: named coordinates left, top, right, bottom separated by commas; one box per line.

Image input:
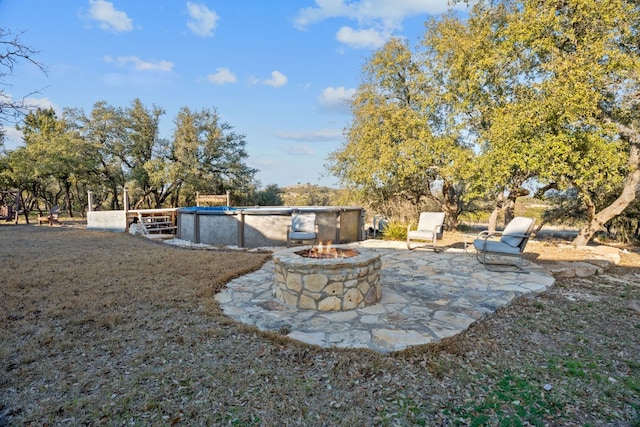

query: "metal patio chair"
left=473, top=216, right=535, bottom=273
left=407, top=212, right=446, bottom=252
left=287, top=212, right=318, bottom=247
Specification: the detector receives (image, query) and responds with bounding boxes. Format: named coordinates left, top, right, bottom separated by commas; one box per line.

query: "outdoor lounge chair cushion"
left=472, top=239, right=522, bottom=254
left=407, top=212, right=446, bottom=251
left=472, top=216, right=535, bottom=272
left=472, top=216, right=535, bottom=254
left=499, top=216, right=534, bottom=248
left=407, top=212, right=445, bottom=240
left=408, top=229, right=438, bottom=240
left=291, top=213, right=316, bottom=232
left=289, top=230, right=317, bottom=240
left=289, top=213, right=317, bottom=240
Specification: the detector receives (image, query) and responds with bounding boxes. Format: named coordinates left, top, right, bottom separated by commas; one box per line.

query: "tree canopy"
left=329, top=38, right=473, bottom=228
left=1, top=99, right=261, bottom=215
left=0, top=27, right=272, bottom=216
left=330, top=0, right=640, bottom=244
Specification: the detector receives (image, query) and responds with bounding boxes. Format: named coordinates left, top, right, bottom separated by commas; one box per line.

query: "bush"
left=382, top=219, right=407, bottom=240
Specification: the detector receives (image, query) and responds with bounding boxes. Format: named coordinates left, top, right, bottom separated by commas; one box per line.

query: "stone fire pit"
left=273, top=245, right=382, bottom=311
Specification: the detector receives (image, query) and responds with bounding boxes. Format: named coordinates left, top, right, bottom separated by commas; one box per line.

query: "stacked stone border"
left=273, top=246, right=382, bottom=311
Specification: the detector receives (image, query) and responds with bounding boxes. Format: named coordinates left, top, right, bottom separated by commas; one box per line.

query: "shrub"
left=382, top=219, right=407, bottom=240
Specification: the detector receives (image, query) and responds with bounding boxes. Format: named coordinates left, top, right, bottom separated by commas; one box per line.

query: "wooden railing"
left=196, top=191, right=230, bottom=207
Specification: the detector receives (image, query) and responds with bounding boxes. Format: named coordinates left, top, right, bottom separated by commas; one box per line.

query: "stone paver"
left=215, top=240, right=555, bottom=354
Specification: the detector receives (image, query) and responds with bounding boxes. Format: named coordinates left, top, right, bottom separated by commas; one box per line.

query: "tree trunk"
left=504, top=188, right=529, bottom=225
left=573, top=168, right=640, bottom=245
left=441, top=201, right=459, bottom=230
left=573, top=134, right=640, bottom=246
left=488, top=193, right=505, bottom=232
left=440, top=181, right=461, bottom=230
left=63, top=180, right=74, bottom=217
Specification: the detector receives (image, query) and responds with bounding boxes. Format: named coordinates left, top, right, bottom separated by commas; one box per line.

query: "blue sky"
left=1, top=0, right=462, bottom=188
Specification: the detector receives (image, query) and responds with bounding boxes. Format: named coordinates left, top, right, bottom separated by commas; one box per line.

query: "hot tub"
left=177, top=206, right=365, bottom=248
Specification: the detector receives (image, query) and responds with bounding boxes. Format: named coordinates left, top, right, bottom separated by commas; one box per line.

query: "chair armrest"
left=478, top=231, right=530, bottom=239
left=478, top=230, right=502, bottom=239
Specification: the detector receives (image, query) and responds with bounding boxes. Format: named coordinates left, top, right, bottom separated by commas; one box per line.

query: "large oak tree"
left=457, top=0, right=640, bottom=245
left=329, top=38, right=473, bottom=228
left=333, top=1, right=640, bottom=244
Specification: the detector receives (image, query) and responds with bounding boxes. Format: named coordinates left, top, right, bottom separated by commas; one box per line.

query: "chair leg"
left=477, top=251, right=529, bottom=273
left=483, top=262, right=529, bottom=274
left=407, top=238, right=441, bottom=252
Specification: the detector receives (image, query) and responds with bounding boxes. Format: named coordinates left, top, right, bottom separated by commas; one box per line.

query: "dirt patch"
left=1, top=225, right=639, bottom=425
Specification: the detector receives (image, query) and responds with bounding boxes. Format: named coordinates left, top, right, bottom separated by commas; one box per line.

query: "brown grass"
left=1, top=225, right=639, bottom=426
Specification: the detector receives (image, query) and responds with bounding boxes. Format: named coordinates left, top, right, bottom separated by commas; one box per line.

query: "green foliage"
left=166, top=106, right=256, bottom=208
left=449, top=371, right=563, bottom=426
left=5, top=108, right=102, bottom=214
left=282, top=184, right=341, bottom=206
left=602, top=198, right=640, bottom=243
left=381, top=219, right=407, bottom=240
left=328, top=37, right=473, bottom=228
left=2, top=99, right=259, bottom=213
left=245, top=184, right=284, bottom=206
left=332, top=0, right=640, bottom=244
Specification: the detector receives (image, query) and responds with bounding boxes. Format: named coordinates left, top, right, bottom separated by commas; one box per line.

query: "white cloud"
left=249, top=71, right=288, bottom=87
left=294, top=0, right=456, bottom=49
left=1, top=126, right=24, bottom=150
left=281, top=144, right=316, bottom=156
left=186, top=2, right=219, bottom=37
left=104, top=55, right=174, bottom=72
left=263, top=71, right=288, bottom=88
left=207, top=68, right=237, bottom=85
left=0, top=96, right=59, bottom=150
left=295, top=0, right=452, bottom=29
left=26, top=96, right=58, bottom=112
left=276, top=129, right=342, bottom=142
left=0, top=94, right=59, bottom=114
left=293, top=0, right=352, bottom=30
left=318, top=86, right=355, bottom=113
left=88, top=0, right=133, bottom=33
left=336, top=26, right=387, bottom=49
left=101, top=57, right=175, bottom=88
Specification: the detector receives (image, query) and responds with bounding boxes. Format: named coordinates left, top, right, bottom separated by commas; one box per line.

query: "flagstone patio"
left=215, top=240, right=556, bottom=353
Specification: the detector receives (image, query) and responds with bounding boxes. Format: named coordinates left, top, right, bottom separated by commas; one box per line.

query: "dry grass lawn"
left=1, top=224, right=639, bottom=426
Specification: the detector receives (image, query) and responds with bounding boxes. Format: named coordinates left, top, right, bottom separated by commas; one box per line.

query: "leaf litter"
left=0, top=225, right=639, bottom=425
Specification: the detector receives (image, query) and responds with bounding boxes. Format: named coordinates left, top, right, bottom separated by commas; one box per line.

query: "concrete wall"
left=339, top=209, right=361, bottom=243
left=87, top=211, right=127, bottom=233
left=241, top=212, right=290, bottom=247
left=177, top=207, right=364, bottom=248
left=177, top=212, right=196, bottom=242
left=198, top=213, right=239, bottom=246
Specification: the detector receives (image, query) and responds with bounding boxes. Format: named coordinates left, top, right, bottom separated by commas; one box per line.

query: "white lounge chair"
left=473, top=216, right=535, bottom=272
left=287, top=212, right=318, bottom=247
left=407, top=212, right=446, bottom=252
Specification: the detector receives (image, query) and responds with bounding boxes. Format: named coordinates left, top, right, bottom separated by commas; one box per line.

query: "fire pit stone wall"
left=273, top=246, right=382, bottom=311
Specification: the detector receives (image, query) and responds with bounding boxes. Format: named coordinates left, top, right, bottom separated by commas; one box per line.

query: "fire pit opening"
left=295, top=243, right=359, bottom=259
left=273, top=245, right=382, bottom=311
